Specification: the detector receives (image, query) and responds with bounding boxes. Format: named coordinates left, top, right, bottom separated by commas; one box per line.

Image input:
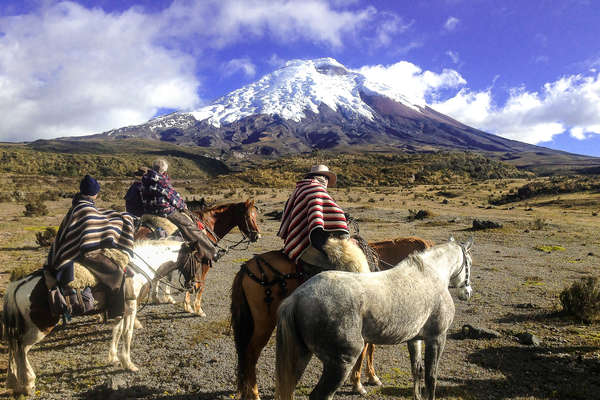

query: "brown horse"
left=145, top=199, right=261, bottom=316
left=230, top=236, right=434, bottom=400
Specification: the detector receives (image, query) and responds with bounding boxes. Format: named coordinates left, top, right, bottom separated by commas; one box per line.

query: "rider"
left=140, top=159, right=222, bottom=262
left=124, top=167, right=148, bottom=217
left=43, top=175, right=135, bottom=318
left=277, top=165, right=350, bottom=267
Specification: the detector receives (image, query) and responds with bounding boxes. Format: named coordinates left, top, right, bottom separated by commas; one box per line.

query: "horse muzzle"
left=458, top=285, right=472, bottom=301
left=249, top=232, right=261, bottom=242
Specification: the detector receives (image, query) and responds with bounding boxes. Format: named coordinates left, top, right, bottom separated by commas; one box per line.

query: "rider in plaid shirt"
left=141, top=167, right=185, bottom=216
left=141, top=159, right=222, bottom=261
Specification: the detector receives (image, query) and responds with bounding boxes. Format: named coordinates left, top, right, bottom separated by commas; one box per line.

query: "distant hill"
left=0, top=139, right=228, bottom=178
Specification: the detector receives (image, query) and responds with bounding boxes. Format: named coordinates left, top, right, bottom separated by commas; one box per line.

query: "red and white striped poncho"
left=277, top=178, right=348, bottom=263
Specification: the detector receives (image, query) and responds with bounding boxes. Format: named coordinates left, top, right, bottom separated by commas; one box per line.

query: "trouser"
left=76, top=250, right=127, bottom=318
left=167, top=210, right=219, bottom=261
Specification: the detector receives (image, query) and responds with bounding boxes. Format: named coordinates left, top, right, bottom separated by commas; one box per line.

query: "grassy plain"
left=0, top=171, right=599, bottom=399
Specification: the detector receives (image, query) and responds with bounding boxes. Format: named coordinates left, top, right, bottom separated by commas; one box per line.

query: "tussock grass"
left=534, top=245, right=565, bottom=253
left=560, top=277, right=600, bottom=323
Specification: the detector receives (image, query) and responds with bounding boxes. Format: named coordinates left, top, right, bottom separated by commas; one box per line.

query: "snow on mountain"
left=189, top=57, right=423, bottom=128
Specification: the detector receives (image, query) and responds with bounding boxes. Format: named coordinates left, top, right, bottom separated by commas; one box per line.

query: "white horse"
left=1, top=240, right=186, bottom=396
left=275, top=238, right=473, bottom=400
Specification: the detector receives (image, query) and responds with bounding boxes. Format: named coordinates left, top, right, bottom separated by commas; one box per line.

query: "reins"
left=449, top=245, right=470, bottom=288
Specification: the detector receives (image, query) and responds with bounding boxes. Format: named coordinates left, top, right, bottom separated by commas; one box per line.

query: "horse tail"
left=275, top=296, right=304, bottom=400
left=230, top=262, right=254, bottom=394
left=2, top=280, right=26, bottom=347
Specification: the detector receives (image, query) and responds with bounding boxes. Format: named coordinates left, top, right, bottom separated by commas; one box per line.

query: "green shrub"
left=560, top=277, right=600, bottom=322
left=407, top=209, right=434, bottom=221
left=23, top=200, right=49, bottom=217
left=35, top=227, right=57, bottom=247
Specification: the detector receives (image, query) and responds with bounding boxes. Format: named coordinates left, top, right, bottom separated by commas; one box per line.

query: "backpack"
left=124, top=181, right=144, bottom=217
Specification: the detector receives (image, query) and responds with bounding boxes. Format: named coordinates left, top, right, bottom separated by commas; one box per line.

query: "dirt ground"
left=1, top=179, right=599, bottom=399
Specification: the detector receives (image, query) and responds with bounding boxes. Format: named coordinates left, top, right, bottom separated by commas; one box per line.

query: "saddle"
left=140, top=214, right=179, bottom=238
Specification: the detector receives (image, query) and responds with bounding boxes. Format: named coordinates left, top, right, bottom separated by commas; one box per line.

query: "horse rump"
left=230, top=262, right=254, bottom=393
left=275, top=297, right=310, bottom=400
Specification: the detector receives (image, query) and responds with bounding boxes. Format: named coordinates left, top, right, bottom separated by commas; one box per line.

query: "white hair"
left=152, top=159, right=168, bottom=173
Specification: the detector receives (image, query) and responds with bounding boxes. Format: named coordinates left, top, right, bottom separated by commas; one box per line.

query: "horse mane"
left=402, top=253, right=426, bottom=272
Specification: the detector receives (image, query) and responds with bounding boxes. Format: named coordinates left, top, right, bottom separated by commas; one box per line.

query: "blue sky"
left=1, top=0, right=599, bottom=157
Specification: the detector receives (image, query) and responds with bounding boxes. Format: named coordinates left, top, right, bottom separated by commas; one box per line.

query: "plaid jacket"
left=141, top=170, right=186, bottom=217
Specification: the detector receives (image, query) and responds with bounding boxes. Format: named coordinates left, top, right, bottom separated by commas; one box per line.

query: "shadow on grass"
left=0, top=246, right=39, bottom=251
left=77, top=386, right=236, bottom=400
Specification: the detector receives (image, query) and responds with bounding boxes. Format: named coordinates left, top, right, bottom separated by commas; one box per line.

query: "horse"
left=275, top=238, right=474, bottom=400
left=230, top=236, right=434, bottom=400
left=140, top=199, right=261, bottom=316
left=1, top=239, right=199, bottom=396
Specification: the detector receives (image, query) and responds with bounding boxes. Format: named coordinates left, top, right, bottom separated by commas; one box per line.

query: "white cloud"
left=0, top=2, right=199, bottom=141
left=356, top=61, right=466, bottom=106
left=161, top=0, right=375, bottom=49
left=223, top=58, right=257, bottom=78
left=446, top=50, right=460, bottom=64
left=373, top=12, right=413, bottom=47
left=267, top=54, right=286, bottom=68
left=444, top=16, right=460, bottom=32
left=432, top=73, right=600, bottom=144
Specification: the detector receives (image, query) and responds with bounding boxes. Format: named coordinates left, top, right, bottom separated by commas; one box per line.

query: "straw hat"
left=305, top=164, right=337, bottom=186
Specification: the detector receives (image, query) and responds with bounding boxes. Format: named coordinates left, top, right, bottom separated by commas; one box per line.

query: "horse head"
left=238, top=199, right=261, bottom=242
left=451, top=237, right=473, bottom=301
left=177, top=242, right=204, bottom=288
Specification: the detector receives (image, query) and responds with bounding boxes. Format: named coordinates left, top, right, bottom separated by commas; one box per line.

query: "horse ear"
left=246, top=198, right=254, bottom=206
left=463, top=237, right=474, bottom=251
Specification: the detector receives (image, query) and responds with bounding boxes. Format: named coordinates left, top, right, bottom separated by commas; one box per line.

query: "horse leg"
left=310, top=359, right=357, bottom=400
left=423, top=335, right=446, bottom=400
left=408, top=339, right=424, bottom=400
left=238, top=321, right=277, bottom=400
left=109, top=317, right=124, bottom=364
left=6, top=344, right=18, bottom=390
left=151, top=261, right=177, bottom=304
left=14, top=328, right=45, bottom=395
left=349, top=344, right=368, bottom=395
left=192, top=263, right=209, bottom=316
left=366, top=343, right=382, bottom=386
left=118, top=299, right=139, bottom=372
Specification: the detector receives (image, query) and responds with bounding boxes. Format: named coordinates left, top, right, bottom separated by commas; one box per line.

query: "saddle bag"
left=64, top=287, right=97, bottom=316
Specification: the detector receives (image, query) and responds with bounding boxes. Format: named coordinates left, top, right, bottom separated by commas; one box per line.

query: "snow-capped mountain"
left=100, top=58, right=539, bottom=155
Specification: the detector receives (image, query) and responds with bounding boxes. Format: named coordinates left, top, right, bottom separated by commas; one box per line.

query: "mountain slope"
left=70, top=57, right=599, bottom=173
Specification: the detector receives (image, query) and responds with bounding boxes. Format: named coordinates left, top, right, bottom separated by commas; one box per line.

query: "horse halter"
left=449, top=244, right=472, bottom=291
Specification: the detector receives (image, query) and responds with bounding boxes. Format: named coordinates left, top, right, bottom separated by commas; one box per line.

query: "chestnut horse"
left=146, top=199, right=261, bottom=316
left=230, top=236, right=434, bottom=400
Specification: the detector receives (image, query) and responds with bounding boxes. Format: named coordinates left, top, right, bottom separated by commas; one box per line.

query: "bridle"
left=449, top=244, right=471, bottom=290
left=177, top=242, right=203, bottom=289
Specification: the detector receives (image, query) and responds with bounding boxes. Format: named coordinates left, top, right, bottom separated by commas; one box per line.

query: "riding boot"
left=168, top=210, right=220, bottom=261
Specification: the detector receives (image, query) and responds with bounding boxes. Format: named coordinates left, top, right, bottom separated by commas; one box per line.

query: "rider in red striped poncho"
left=277, top=165, right=350, bottom=265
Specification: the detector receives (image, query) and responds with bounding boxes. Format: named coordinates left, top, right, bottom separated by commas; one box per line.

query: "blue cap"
left=80, top=175, right=100, bottom=196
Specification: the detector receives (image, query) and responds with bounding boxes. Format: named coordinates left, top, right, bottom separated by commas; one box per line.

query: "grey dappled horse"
left=275, top=237, right=473, bottom=400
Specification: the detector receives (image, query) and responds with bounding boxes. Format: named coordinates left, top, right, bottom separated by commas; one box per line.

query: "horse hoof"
left=134, top=319, right=144, bottom=329
left=166, top=296, right=177, bottom=304
left=6, top=373, right=18, bottom=390
left=369, top=376, right=383, bottom=386
left=126, top=363, right=139, bottom=373
left=353, top=383, right=367, bottom=396
left=196, top=308, right=206, bottom=317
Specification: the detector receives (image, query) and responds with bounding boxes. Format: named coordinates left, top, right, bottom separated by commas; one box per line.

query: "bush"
left=407, top=209, right=434, bottom=221
left=560, top=277, right=600, bottom=322
left=23, top=200, right=49, bottom=217
left=36, top=227, right=57, bottom=247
